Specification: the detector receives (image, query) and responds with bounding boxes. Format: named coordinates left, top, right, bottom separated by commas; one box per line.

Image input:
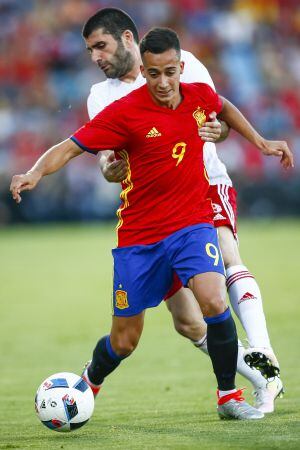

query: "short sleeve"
left=71, top=102, right=129, bottom=154
left=196, top=83, right=223, bottom=116
left=87, top=83, right=107, bottom=119
left=87, top=91, right=101, bottom=120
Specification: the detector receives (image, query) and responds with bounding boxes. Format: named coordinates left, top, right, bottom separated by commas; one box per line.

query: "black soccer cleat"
left=244, top=348, right=280, bottom=379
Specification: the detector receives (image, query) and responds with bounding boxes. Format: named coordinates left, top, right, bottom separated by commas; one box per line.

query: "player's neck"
left=118, top=64, right=141, bottom=83
left=118, top=50, right=142, bottom=83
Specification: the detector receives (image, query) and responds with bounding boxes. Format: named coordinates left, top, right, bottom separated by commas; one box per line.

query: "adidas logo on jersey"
left=238, top=292, right=257, bottom=304
left=146, top=127, right=161, bottom=138
left=213, top=213, right=226, bottom=221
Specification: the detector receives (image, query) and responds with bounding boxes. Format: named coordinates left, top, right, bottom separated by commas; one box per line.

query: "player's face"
left=85, top=28, right=135, bottom=79
left=141, top=49, right=184, bottom=108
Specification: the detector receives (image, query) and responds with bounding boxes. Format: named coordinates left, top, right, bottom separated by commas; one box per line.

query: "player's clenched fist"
left=10, top=171, right=41, bottom=204
left=100, top=151, right=128, bottom=183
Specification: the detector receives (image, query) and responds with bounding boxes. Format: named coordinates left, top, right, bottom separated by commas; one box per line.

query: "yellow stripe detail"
left=116, top=150, right=133, bottom=245
left=204, top=166, right=210, bottom=182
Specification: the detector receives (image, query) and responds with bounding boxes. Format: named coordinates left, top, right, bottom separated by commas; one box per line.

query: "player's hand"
left=100, top=152, right=128, bottom=183
left=261, top=140, right=294, bottom=169
left=10, top=170, right=41, bottom=204
left=198, top=111, right=222, bottom=142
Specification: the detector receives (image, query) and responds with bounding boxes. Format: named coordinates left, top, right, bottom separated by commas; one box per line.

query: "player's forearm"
left=10, top=138, right=83, bottom=204
left=218, top=97, right=265, bottom=150
left=28, top=139, right=83, bottom=178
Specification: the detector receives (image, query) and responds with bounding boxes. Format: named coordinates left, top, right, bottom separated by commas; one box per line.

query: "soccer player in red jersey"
left=10, top=27, right=293, bottom=420
left=84, top=8, right=287, bottom=413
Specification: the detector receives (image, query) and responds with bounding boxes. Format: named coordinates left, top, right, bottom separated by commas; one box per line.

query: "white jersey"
left=87, top=50, right=232, bottom=186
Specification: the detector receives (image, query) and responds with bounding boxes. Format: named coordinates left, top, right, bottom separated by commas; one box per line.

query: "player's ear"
left=180, top=61, right=185, bottom=74
left=122, top=30, right=134, bottom=48
left=140, top=65, right=146, bottom=78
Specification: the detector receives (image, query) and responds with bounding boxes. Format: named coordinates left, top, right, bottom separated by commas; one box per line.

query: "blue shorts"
left=112, top=224, right=225, bottom=316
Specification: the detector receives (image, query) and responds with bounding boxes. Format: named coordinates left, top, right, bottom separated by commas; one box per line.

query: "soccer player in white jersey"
left=82, top=8, right=284, bottom=412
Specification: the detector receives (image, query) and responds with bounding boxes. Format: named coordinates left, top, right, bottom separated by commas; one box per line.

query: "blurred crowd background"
left=1, top=0, right=300, bottom=224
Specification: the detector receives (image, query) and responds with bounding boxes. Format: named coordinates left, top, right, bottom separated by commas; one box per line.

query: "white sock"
left=192, top=335, right=207, bottom=348
left=218, top=389, right=237, bottom=398
left=226, top=265, right=271, bottom=349
left=193, top=337, right=267, bottom=390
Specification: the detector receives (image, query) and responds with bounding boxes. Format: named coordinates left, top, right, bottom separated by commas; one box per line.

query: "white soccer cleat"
left=217, top=389, right=264, bottom=420
left=244, top=347, right=280, bottom=379
left=253, top=376, right=284, bottom=413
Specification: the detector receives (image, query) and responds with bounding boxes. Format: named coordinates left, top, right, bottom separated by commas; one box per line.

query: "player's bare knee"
left=111, top=330, right=141, bottom=357
left=112, top=336, right=139, bottom=357
left=110, top=313, right=144, bottom=356
left=201, top=295, right=226, bottom=318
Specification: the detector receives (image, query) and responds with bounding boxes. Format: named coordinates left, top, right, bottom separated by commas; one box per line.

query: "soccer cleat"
left=253, top=376, right=284, bottom=413
left=81, top=362, right=102, bottom=398
left=217, top=389, right=265, bottom=420
left=244, top=347, right=280, bottom=379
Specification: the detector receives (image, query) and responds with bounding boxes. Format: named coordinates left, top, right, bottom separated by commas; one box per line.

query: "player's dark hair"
left=82, top=7, right=139, bottom=43
left=139, top=27, right=181, bottom=59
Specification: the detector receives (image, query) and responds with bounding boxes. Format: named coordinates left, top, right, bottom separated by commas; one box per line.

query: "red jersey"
left=71, top=83, right=223, bottom=247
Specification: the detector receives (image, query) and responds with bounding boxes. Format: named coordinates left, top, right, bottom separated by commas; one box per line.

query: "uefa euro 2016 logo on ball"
left=35, top=372, right=94, bottom=432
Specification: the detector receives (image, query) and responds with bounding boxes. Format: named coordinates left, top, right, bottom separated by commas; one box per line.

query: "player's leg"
left=83, top=240, right=173, bottom=397
left=212, top=183, right=283, bottom=412
left=218, top=225, right=283, bottom=411
left=165, top=286, right=207, bottom=341
left=83, top=313, right=145, bottom=395
left=169, top=224, right=263, bottom=419
left=213, top=183, right=280, bottom=375
left=188, top=271, right=238, bottom=389
left=189, top=271, right=263, bottom=419
left=166, top=286, right=273, bottom=393
left=219, top=226, right=273, bottom=350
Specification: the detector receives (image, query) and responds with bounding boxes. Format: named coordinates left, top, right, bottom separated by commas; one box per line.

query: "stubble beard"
left=105, top=42, right=135, bottom=79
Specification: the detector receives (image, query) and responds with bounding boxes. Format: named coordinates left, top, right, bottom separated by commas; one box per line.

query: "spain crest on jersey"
left=193, top=107, right=206, bottom=128
left=115, top=289, right=129, bottom=309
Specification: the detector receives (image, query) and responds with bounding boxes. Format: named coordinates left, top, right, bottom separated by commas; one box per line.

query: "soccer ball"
left=35, top=372, right=94, bottom=432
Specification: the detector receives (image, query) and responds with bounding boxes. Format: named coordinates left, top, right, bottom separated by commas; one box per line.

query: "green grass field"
left=1, top=220, right=300, bottom=449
